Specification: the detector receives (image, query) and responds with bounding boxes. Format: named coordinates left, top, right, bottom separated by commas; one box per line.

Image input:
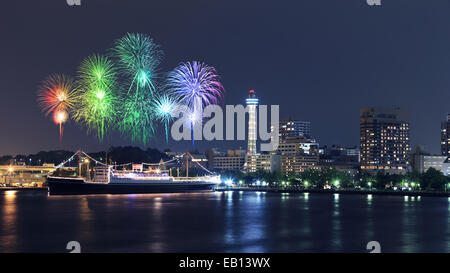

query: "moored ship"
left=47, top=165, right=220, bottom=195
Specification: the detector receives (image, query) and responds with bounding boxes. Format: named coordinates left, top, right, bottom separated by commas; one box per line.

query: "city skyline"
left=2, top=1, right=450, bottom=156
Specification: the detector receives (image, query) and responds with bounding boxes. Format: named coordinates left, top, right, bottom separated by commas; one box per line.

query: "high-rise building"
left=360, top=107, right=410, bottom=173
left=441, top=114, right=450, bottom=156
left=278, top=119, right=311, bottom=142
left=246, top=90, right=258, bottom=155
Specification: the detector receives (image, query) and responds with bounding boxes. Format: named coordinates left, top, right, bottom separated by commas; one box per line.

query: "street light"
left=334, top=180, right=340, bottom=188
left=225, top=179, right=233, bottom=186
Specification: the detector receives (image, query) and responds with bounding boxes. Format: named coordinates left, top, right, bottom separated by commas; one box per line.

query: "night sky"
left=1, top=0, right=450, bottom=156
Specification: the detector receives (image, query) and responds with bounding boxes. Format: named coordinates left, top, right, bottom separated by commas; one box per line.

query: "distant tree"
left=421, top=168, right=447, bottom=191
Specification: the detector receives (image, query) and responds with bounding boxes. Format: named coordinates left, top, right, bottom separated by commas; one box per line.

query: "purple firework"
left=166, top=61, right=224, bottom=109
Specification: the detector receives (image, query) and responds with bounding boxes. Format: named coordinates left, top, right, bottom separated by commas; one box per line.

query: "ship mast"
left=77, top=148, right=82, bottom=178
left=186, top=152, right=189, bottom=178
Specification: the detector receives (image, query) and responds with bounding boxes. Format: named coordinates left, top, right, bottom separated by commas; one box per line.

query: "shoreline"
left=1, top=186, right=449, bottom=198
left=0, top=187, right=48, bottom=192
left=216, top=187, right=450, bottom=198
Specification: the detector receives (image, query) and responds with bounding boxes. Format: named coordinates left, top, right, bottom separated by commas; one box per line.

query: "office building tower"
left=279, top=119, right=311, bottom=142
left=360, top=107, right=410, bottom=173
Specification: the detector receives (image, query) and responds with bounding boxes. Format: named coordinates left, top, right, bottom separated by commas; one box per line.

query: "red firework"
left=37, top=74, right=77, bottom=142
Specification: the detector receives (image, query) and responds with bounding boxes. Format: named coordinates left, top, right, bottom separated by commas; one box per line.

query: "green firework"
left=111, top=33, right=163, bottom=96
left=111, top=33, right=164, bottom=143
left=73, top=54, right=119, bottom=140
left=119, top=92, right=156, bottom=144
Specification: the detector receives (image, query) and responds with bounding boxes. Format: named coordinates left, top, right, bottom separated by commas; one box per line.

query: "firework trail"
left=152, top=93, right=180, bottom=143
left=111, top=33, right=164, bottom=143
left=166, top=61, right=224, bottom=144
left=37, top=74, right=77, bottom=142
left=73, top=54, right=119, bottom=140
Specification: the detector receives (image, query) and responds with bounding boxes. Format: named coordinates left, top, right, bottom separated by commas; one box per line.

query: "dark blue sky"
left=1, top=0, right=449, bottom=155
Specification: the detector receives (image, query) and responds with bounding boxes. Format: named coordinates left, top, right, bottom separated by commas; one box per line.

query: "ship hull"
left=47, top=177, right=217, bottom=195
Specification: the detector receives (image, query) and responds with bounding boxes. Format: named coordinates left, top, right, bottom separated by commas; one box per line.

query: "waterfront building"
left=411, top=147, right=450, bottom=176
left=206, top=149, right=246, bottom=172
left=245, top=153, right=281, bottom=173
left=278, top=136, right=319, bottom=175
left=319, top=145, right=360, bottom=163
left=442, top=114, right=450, bottom=156
left=0, top=165, right=53, bottom=187
left=317, top=145, right=360, bottom=177
left=423, top=156, right=450, bottom=176
left=360, top=107, right=410, bottom=174
left=409, top=146, right=426, bottom=173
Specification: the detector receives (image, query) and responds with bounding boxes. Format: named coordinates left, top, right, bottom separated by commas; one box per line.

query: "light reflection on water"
left=0, top=190, right=450, bottom=253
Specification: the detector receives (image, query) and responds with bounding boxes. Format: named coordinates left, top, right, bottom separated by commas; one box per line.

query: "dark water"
left=1, top=190, right=450, bottom=253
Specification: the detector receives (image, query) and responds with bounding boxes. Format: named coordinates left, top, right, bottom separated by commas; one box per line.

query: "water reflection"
left=1, top=191, right=450, bottom=253
left=400, top=194, right=419, bottom=252
left=223, top=192, right=265, bottom=252
left=0, top=191, right=18, bottom=252
left=330, top=193, right=342, bottom=251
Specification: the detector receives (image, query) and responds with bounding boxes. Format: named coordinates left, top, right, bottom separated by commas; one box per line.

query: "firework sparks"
left=119, top=92, right=156, bottom=144
left=166, top=61, right=224, bottom=144
left=166, top=61, right=224, bottom=110
left=37, top=74, right=77, bottom=142
left=111, top=33, right=163, bottom=95
left=111, top=33, right=164, bottom=143
left=73, top=54, right=119, bottom=140
left=152, top=93, right=179, bottom=143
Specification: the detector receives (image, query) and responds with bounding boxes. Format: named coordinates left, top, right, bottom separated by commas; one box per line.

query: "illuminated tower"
left=246, top=90, right=258, bottom=155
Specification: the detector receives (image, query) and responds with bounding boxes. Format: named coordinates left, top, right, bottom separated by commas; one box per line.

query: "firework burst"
left=37, top=74, right=77, bottom=142
left=166, top=61, right=224, bottom=110
left=152, top=93, right=179, bottom=143
left=166, top=61, right=224, bottom=144
left=111, top=33, right=163, bottom=95
left=111, top=33, right=164, bottom=143
left=73, top=54, right=119, bottom=140
left=37, top=74, right=77, bottom=115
